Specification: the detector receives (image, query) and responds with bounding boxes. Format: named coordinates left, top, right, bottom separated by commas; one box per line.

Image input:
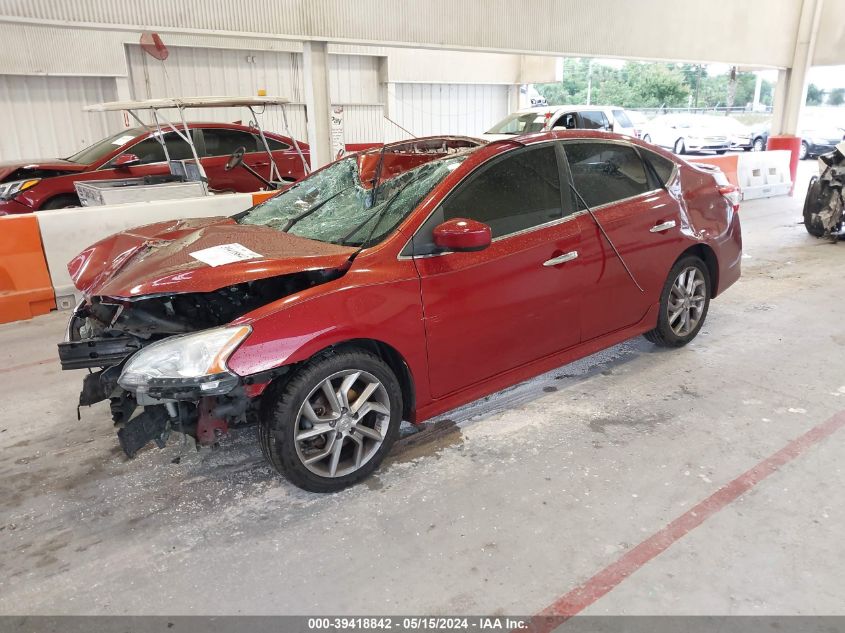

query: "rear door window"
left=578, top=111, right=610, bottom=130
left=564, top=142, right=651, bottom=207
left=202, top=128, right=259, bottom=156
left=439, top=145, right=565, bottom=239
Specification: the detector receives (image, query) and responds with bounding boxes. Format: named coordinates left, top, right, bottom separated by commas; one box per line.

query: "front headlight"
left=0, top=178, right=40, bottom=200
left=118, top=325, right=251, bottom=398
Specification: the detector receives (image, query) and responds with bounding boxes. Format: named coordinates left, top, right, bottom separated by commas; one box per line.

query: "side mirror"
left=113, top=153, right=140, bottom=168
left=432, top=218, right=492, bottom=252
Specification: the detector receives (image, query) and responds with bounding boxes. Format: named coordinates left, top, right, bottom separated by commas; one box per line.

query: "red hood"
left=69, top=216, right=357, bottom=298
left=0, top=158, right=89, bottom=180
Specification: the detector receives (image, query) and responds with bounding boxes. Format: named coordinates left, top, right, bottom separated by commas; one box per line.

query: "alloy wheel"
left=667, top=266, right=706, bottom=337
left=753, top=138, right=764, bottom=151
left=293, top=369, right=390, bottom=478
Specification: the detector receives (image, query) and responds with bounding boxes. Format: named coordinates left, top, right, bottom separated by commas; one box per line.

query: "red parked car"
left=58, top=132, right=741, bottom=492
left=0, top=122, right=309, bottom=214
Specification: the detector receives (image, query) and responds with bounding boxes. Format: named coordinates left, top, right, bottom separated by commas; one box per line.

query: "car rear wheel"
left=644, top=256, right=711, bottom=348
left=799, top=141, right=809, bottom=160
left=259, top=348, right=402, bottom=492
left=753, top=137, right=765, bottom=151
left=40, top=194, right=80, bottom=210
left=674, top=138, right=686, bottom=155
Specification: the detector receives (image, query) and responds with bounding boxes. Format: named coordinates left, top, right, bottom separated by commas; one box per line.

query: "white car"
left=483, top=105, right=637, bottom=141
left=641, top=114, right=731, bottom=154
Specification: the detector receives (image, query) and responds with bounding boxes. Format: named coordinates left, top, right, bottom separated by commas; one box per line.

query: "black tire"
left=716, top=150, right=728, bottom=155
left=803, top=176, right=826, bottom=238
left=644, top=255, right=711, bottom=348
left=674, top=138, right=686, bottom=155
left=40, top=194, right=80, bottom=210
left=642, top=134, right=652, bottom=144
left=258, top=348, right=403, bottom=492
left=753, top=137, right=765, bottom=151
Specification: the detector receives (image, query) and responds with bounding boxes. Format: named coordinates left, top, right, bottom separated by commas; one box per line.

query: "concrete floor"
left=1, top=161, right=844, bottom=617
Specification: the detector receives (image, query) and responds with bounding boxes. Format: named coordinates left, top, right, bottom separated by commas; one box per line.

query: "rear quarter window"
left=640, top=149, right=676, bottom=185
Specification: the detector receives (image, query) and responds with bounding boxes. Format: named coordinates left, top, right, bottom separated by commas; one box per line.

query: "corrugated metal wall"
left=0, top=0, right=806, bottom=67
left=389, top=84, right=509, bottom=139
left=0, top=75, right=119, bottom=160
left=126, top=44, right=384, bottom=144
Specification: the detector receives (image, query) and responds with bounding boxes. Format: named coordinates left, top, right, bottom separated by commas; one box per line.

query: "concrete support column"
left=771, top=0, right=825, bottom=135
left=302, top=40, right=332, bottom=169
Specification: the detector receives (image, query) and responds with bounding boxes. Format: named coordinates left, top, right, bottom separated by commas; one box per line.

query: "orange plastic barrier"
left=0, top=215, right=56, bottom=323
left=252, top=191, right=278, bottom=205
left=688, top=154, right=740, bottom=189
left=766, top=135, right=801, bottom=195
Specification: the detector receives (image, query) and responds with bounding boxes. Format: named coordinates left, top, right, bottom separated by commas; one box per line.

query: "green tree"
left=828, top=88, right=845, bottom=106
left=806, top=83, right=824, bottom=105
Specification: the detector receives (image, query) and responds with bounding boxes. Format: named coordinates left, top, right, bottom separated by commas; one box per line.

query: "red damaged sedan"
left=58, top=132, right=741, bottom=492
left=0, top=122, right=308, bottom=214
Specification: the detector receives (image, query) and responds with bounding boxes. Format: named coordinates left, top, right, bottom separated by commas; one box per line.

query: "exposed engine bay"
left=803, top=142, right=845, bottom=240
left=59, top=268, right=343, bottom=457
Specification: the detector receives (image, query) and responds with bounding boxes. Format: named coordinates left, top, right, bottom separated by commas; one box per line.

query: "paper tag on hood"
left=189, top=243, right=262, bottom=267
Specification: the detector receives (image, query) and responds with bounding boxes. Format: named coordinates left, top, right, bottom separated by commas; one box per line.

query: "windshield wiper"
left=337, top=187, right=405, bottom=246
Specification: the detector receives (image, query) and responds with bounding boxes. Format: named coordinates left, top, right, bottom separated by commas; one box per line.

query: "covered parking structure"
left=1, top=0, right=845, bottom=628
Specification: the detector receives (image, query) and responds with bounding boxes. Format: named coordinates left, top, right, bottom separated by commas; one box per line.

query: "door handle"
left=650, top=220, right=677, bottom=233
left=543, top=251, right=579, bottom=267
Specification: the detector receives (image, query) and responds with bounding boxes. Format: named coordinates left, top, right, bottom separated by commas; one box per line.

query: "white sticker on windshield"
left=111, top=135, right=136, bottom=146
left=189, top=243, right=262, bottom=267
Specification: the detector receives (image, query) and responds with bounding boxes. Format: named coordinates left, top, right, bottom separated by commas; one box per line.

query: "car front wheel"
left=259, top=348, right=402, bottom=492
left=753, top=138, right=765, bottom=151
left=644, top=256, right=711, bottom=348
left=674, top=138, right=686, bottom=154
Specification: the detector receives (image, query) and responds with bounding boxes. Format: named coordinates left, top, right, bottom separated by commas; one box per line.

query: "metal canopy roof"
left=84, top=96, right=291, bottom=112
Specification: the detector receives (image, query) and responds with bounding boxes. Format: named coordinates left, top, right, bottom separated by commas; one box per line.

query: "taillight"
left=719, top=184, right=740, bottom=212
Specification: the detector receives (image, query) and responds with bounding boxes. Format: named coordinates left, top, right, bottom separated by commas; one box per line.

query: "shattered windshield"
left=238, top=154, right=466, bottom=247
left=486, top=113, right=548, bottom=135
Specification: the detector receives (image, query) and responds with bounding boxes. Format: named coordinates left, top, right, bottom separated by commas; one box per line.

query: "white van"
left=482, top=105, right=638, bottom=141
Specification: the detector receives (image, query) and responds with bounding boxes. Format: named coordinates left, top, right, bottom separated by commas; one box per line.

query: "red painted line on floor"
left=529, top=409, right=845, bottom=632
left=0, top=357, right=54, bottom=374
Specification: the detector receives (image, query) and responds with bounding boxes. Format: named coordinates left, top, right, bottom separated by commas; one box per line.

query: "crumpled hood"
left=0, top=158, right=88, bottom=181
left=68, top=216, right=357, bottom=298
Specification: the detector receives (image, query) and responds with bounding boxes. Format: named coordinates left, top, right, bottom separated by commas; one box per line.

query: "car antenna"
left=570, top=183, right=644, bottom=293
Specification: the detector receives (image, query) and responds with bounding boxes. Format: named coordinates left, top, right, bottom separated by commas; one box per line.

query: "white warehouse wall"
left=0, top=75, right=120, bottom=160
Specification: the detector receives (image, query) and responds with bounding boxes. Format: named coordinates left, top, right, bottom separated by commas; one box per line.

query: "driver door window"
left=115, top=132, right=193, bottom=165
left=440, top=145, right=564, bottom=239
